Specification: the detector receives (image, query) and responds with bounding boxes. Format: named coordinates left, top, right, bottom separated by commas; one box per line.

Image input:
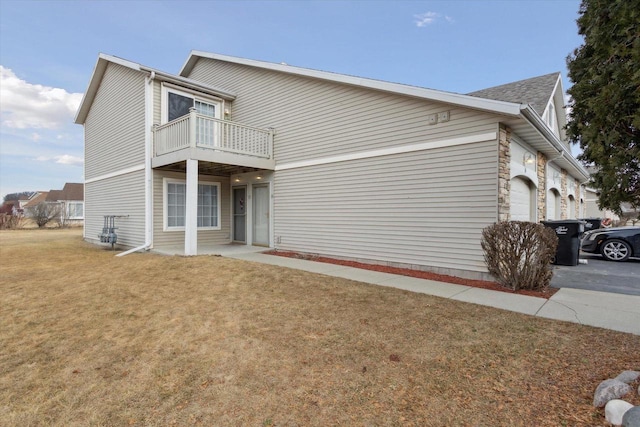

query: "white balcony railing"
left=154, top=108, right=273, bottom=159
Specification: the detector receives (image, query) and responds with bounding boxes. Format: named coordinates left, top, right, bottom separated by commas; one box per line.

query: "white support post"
left=189, top=107, right=197, bottom=148
left=184, top=159, right=198, bottom=256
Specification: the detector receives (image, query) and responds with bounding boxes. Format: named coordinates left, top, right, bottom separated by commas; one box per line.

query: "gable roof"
left=44, top=183, right=84, bottom=202
left=74, top=53, right=237, bottom=124
left=181, top=51, right=525, bottom=117
left=60, top=183, right=84, bottom=201
left=23, top=192, right=49, bottom=208
left=467, top=72, right=561, bottom=117
left=45, top=190, right=63, bottom=202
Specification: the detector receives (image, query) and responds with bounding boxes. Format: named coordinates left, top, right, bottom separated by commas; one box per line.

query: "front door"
left=252, top=184, right=269, bottom=246
left=232, top=187, right=246, bottom=242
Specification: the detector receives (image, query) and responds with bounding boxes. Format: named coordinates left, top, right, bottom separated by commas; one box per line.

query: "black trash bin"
left=541, top=220, right=586, bottom=266
left=579, top=218, right=602, bottom=231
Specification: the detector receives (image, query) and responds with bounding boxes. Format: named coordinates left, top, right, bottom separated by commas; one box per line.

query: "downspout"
left=117, top=71, right=155, bottom=257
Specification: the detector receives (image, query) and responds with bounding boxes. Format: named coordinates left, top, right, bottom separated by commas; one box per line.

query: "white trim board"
left=275, top=132, right=497, bottom=171
left=85, top=164, right=145, bottom=184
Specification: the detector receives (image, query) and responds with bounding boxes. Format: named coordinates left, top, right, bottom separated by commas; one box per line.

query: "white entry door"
left=253, top=184, right=269, bottom=246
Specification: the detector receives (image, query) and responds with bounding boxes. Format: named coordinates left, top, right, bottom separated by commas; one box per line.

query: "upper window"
left=164, top=179, right=220, bottom=231
left=168, top=92, right=194, bottom=122
left=545, top=103, right=556, bottom=132
left=162, top=86, right=221, bottom=123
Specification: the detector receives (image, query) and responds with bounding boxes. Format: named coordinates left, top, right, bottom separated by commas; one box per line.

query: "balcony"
left=152, top=108, right=275, bottom=170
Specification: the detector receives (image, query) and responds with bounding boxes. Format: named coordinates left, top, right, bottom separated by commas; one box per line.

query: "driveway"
left=550, top=253, right=640, bottom=296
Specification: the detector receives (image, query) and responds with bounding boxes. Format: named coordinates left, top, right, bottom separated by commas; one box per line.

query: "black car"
left=581, top=226, right=640, bottom=262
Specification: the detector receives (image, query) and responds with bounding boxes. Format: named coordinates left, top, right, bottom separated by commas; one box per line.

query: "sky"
left=0, top=0, right=585, bottom=199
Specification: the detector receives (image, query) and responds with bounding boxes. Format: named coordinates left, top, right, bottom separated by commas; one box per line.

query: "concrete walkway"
left=226, top=252, right=640, bottom=336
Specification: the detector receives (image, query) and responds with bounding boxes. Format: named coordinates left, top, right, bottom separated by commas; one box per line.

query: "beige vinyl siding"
left=187, top=57, right=500, bottom=276
left=84, top=63, right=145, bottom=180
left=274, top=140, right=498, bottom=274
left=186, top=59, right=498, bottom=165
left=84, top=170, right=145, bottom=247
left=153, top=79, right=161, bottom=125
left=152, top=170, right=231, bottom=247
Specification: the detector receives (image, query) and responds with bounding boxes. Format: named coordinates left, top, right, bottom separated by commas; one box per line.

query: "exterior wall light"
left=523, top=153, right=535, bottom=165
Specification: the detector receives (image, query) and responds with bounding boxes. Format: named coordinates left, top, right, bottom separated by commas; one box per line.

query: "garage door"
left=547, top=189, right=559, bottom=220
left=511, top=177, right=532, bottom=221
left=568, top=196, right=576, bottom=219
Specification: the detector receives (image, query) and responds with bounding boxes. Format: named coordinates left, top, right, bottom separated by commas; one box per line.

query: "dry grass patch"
left=1, top=229, right=638, bottom=426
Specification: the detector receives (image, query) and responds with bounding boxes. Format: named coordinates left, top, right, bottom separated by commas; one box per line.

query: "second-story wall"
left=84, top=63, right=146, bottom=180
left=184, top=59, right=500, bottom=165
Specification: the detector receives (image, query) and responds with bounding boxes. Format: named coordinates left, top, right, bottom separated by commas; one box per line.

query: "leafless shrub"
left=0, top=213, right=24, bottom=230
left=481, top=221, right=558, bottom=291
left=25, top=202, right=61, bottom=228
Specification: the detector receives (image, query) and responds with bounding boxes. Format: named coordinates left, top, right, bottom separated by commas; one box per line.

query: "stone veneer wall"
left=537, top=152, right=547, bottom=221
left=560, top=169, right=568, bottom=219
left=498, top=125, right=511, bottom=222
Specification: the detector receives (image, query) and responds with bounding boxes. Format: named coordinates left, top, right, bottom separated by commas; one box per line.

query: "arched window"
left=545, top=103, right=556, bottom=132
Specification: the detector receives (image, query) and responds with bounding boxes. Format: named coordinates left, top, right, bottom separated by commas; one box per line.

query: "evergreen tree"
left=566, top=0, right=640, bottom=214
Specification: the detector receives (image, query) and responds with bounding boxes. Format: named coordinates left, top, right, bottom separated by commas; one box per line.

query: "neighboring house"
left=75, top=52, right=589, bottom=280
left=14, top=193, right=33, bottom=215
left=2, top=192, right=39, bottom=216
left=22, top=191, right=49, bottom=214
left=60, top=183, right=84, bottom=225
left=26, top=182, right=84, bottom=225
left=583, top=166, right=636, bottom=225
left=584, top=187, right=617, bottom=220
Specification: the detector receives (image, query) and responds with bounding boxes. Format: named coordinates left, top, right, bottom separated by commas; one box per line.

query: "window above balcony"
left=161, top=84, right=223, bottom=124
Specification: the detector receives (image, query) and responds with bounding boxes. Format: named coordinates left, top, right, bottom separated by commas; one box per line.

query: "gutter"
left=520, top=106, right=590, bottom=180
left=520, top=105, right=591, bottom=219
left=116, top=70, right=156, bottom=257
left=139, top=65, right=236, bottom=101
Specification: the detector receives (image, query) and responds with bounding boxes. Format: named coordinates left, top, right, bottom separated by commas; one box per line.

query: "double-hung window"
left=164, top=179, right=220, bottom=230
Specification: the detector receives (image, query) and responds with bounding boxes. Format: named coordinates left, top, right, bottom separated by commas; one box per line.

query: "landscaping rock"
left=615, top=371, right=640, bottom=384
left=605, top=400, right=634, bottom=426
left=622, top=406, right=640, bottom=427
left=594, top=379, right=633, bottom=407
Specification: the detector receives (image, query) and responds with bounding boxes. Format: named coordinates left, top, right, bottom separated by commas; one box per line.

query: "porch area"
left=151, top=242, right=268, bottom=257
left=151, top=108, right=275, bottom=257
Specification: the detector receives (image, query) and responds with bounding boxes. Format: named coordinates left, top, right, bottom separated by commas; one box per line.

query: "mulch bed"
left=265, top=250, right=559, bottom=299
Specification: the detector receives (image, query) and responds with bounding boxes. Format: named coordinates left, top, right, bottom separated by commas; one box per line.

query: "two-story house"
left=75, top=52, right=589, bottom=280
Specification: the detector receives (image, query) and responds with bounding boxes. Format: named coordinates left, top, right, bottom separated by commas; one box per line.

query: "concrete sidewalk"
left=226, top=252, right=640, bottom=336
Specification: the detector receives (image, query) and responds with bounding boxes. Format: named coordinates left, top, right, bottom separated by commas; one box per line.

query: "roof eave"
left=141, top=66, right=236, bottom=101
left=75, top=54, right=237, bottom=125
left=520, top=105, right=589, bottom=180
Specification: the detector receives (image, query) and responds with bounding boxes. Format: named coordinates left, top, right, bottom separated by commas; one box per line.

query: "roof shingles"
left=467, top=72, right=560, bottom=116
